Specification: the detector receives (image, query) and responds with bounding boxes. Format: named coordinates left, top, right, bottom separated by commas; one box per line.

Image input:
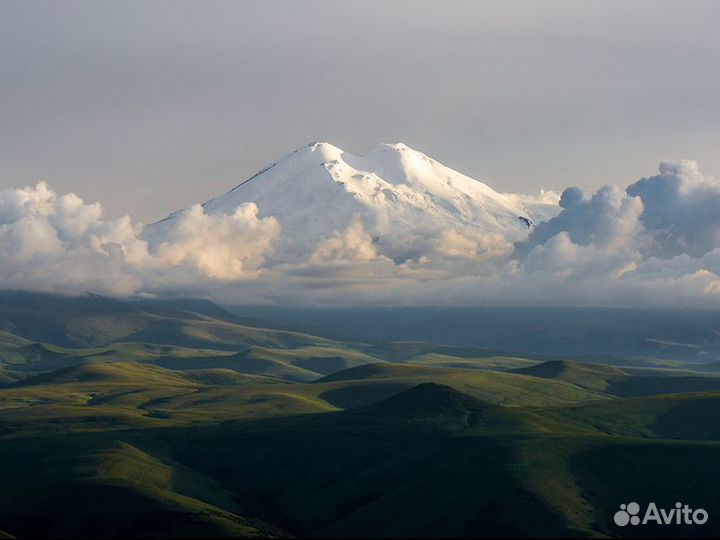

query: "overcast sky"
left=2, top=0, right=720, bottom=222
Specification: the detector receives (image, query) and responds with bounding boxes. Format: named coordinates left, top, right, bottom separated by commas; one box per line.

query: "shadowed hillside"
left=2, top=293, right=720, bottom=537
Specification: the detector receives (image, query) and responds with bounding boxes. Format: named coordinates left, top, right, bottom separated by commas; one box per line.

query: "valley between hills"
left=1, top=292, right=719, bottom=538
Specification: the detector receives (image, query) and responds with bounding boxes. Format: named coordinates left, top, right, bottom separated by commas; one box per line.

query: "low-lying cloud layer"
left=0, top=182, right=279, bottom=295
left=2, top=160, right=720, bottom=307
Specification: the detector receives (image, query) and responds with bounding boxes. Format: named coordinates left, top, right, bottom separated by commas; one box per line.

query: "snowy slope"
left=149, top=142, right=557, bottom=262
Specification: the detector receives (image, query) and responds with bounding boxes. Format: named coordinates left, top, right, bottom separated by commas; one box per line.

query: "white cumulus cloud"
left=0, top=182, right=280, bottom=296
left=3, top=160, right=720, bottom=308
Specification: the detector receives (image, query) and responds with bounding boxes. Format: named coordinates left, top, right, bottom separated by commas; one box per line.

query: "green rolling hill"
left=2, top=356, right=720, bottom=537
left=2, top=292, right=720, bottom=537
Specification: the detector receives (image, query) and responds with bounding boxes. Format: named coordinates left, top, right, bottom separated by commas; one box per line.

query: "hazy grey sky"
left=2, top=0, right=720, bottom=222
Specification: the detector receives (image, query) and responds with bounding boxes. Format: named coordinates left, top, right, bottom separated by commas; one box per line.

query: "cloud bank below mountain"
left=2, top=156, right=719, bottom=307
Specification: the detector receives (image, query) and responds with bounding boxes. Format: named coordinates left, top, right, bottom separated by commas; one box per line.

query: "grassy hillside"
left=517, top=360, right=720, bottom=398
left=7, top=355, right=720, bottom=441
left=2, top=358, right=720, bottom=537
left=227, top=304, right=720, bottom=361
left=0, top=362, right=335, bottom=437
left=0, top=434, right=283, bottom=538
left=149, top=346, right=382, bottom=382
left=2, top=292, right=720, bottom=537
left=511, top=360, right=630, bottom=391
left=315, top=362, right=610, bottom=406
left=166, top=384, right=720, bottom=538
left=0, top=291, right=343, bottom=350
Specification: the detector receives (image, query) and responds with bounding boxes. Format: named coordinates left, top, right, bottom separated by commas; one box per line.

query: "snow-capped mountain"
left=149, top=142, right=557, bottom=262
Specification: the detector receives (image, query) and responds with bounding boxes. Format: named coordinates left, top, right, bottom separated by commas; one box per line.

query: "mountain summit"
left=150, top=142, right=555, bottom=262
